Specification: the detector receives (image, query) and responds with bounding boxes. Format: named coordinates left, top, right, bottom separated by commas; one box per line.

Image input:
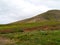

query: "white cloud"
left=0, top=0, right=60, bottom=24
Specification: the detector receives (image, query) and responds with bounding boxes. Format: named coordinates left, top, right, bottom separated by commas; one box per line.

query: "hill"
left=12, top=10, right=60, bottom=24
left=0, top=10, right=60, bottom=33
left=0, top=10, right=60, bottom=45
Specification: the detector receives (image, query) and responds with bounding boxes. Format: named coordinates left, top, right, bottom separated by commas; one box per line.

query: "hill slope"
left=13, top=10, right=60, bottom=24
left=0, top=10, right=60, bottom=45
left=0, top=10, right=60, bottom=33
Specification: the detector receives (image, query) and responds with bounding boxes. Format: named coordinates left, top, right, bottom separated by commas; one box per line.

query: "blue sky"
left=0, top=0, right=60, bottom=24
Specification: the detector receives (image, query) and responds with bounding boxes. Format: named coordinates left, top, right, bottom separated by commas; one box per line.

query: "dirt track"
left=0, top=37, right=15, bottom=45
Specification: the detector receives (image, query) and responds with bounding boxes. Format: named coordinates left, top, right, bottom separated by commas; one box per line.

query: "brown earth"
left=0, top=25, right=60, bottom=33
left=0, top=37, right=15, bottom=45
left=23, top=25, right=60, bottom=32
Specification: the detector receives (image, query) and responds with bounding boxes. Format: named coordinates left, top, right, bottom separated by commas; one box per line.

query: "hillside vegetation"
left=0, top=10, right=60, bottom=45
left=0, top=30, right=60, bottom=45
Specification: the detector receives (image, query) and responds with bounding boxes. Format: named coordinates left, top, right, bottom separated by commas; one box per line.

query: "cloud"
left=0, top=0, right=60, bottom=24
left=28, top=0, right=60, bottom=9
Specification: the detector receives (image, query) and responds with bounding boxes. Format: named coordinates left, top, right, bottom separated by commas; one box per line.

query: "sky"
left=0, top=0, right=60, bottom=24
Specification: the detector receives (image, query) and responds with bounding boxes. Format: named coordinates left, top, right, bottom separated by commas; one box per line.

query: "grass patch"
left=0, top=30, right=60, bottom=45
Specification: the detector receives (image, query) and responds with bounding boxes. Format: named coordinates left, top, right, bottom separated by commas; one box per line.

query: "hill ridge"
left=12, top=10, right=60, bottom=24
